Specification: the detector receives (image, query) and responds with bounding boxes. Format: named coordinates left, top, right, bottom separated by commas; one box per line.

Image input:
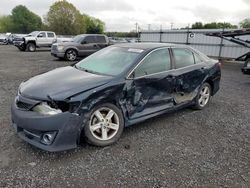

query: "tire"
left=193, top=82, right=211, bottom=110
left=18, top=46, right=25, bottom=51
left=244, top=58, right=250, bottom=67
left=65, top=49, right=77, bottom=61
left=83, top=103, right=124, bottom=146
left=27, top=43, right=36, bottom=52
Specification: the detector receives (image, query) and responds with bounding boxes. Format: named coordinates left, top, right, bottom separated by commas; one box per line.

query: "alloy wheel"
left=198, top=85, right=210, bottom=107
left=89, top=107, right=120, bottom=141
left=66, top=50, right=76, bottom=61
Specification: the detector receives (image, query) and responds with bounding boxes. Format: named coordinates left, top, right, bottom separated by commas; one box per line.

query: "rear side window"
left=96, top=36, right=106, bottom=43
left=134, top=48, right=171, bottom=78
left=173, top=48, right=195, bottom=69
left=83, top=36, right=96, bottom=43
left=47, top=32, right=55, bottom=38
left=193, top=53, right=203, bottom=64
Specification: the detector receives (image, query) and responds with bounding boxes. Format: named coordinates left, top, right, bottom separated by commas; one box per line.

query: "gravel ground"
left=0, top=45, right=249, bottom=188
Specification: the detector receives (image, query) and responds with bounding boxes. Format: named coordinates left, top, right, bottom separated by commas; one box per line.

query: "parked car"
left=109, top=37, right=128, bottom=44
left=8, top=34, right=25, bottom=44
left=0, top=34, right=9, bottom=45
left=13, top=31, right=57, bottom=52
left=11, top=43, right=221, bottom=152
left=51, top=34, right=110, bottom=61
left=242, top=58, right=250, bottom=75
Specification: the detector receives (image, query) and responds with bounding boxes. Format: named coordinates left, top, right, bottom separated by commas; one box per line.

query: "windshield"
left=75, top=46, right=142, bottom=76
left=27, top=31, right=39, bottom=36
left=72, top=35, right=84, bottom=43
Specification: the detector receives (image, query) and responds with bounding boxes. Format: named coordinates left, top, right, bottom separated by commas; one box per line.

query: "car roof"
left=77, top=34, right=106, bottom=37
left=113, top=42, right=187, bottom=50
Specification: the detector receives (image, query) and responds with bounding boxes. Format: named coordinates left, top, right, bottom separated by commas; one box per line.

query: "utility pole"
left=135, top=22, right=138, bottom=33
left=160, top=24, right=163, bottom=43
left=148, top=24, right=151, bottom=31
left=170, top=22, right=174, bottom=30
left=135, top=22, right=139, bottom=40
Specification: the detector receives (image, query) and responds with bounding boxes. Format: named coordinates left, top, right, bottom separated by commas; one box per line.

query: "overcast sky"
left=0, top=0, right=249, bottom=31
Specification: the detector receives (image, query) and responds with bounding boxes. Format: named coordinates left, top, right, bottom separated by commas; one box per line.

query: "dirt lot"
left=0, top=45, right=249, bottom=188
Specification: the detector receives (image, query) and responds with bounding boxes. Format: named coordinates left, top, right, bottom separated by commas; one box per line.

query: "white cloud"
left=0, top=0, right=249, bottom=31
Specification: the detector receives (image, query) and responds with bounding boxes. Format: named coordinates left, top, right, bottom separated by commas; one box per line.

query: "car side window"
left=96, top=36, right=106, bottom=43
left=173, top=48, right=195, bottom=69
left=133, top=48, right=171, bottom=78
left=47, top=32, right=55, bottom=38
left=193, top=53, right=203, bottom=64
left=82, top=36, right=95, bottom=44
left=38, top=32, right=46, bottom=38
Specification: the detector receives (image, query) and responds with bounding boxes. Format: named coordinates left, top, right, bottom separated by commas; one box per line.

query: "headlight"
left=32, top=102, right=62, bottom=116
left=57, top=45, right=64, bottom=51
left=247, top=62, right=250, bottom=68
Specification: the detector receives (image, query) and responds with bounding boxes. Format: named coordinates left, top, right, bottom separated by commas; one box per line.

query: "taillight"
left=218, top=60, right=223, bottom=70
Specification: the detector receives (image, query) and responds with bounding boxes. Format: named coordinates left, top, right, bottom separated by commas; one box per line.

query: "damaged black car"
left=11, top=43, right=221, bottom=152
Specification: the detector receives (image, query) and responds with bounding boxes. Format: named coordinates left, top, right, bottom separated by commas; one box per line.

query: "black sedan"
left=11, top=43, right=221, bottom=152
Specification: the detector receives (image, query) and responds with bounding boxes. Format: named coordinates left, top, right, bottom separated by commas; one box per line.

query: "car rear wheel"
left=65, top=49, right=77, bottom=61
left=27, top=43, right=36, bottom=52
left=83, top=103, right=124, bottom=146
left=193, top=82, right=211, bottom=110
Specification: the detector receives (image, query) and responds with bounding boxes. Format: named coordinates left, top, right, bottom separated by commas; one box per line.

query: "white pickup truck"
left=13, top=31, right=57, bottom=52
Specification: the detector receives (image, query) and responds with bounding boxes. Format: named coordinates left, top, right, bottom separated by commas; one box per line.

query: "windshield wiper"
left=74, top=65, right=98, bottom=74
left=74, top=65, right=112, bottom=76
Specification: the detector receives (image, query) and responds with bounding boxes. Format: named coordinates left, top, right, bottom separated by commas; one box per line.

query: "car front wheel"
left=193, top=82, right=211, bottom=110
left=27, top=43, right=36, bottom=52
left=65, top=49, right=77, bottom=61
left=83, top=103, right=124, bottom=146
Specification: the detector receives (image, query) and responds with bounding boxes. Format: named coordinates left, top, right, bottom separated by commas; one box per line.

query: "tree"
left=83, top=14, right=105, bottom=34
left=45, top=0, right=85, bottom=35
left=11, top=5, right=42, bottom=33
left=240, top=19, right=250, bottom=28
left=192, top=22, right=203, bottom=29
left=0, top=16, right=14, bottom=32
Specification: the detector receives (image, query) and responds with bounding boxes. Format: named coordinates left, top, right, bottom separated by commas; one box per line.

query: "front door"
left=36, top=32, right=47, bottom=47
left=125, top=48, right=176, bottom=119
left=78, top=36, right=100, bottom=56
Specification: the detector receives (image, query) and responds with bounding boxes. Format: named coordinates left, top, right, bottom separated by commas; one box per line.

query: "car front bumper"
left=11, top=102, right=82, bottom=152
left=51, top=52, right=65, bottom=58
left=51, top=47, right=65, bottom=58
left=13, top=41, right=24, bottom=47
left=242, top=67, right=250, bottom=75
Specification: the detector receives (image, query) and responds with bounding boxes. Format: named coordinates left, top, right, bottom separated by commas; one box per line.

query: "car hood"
left=20, top=66, right=113, bottom=100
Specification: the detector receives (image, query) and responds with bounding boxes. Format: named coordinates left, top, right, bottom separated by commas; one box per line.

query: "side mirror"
left=37, top=34, right=43, bottom=38
left=81, top=41, right=87, bottom=44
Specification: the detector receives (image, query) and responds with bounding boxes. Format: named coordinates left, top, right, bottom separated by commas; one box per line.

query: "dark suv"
left=51, top=34, right=110, bottom=61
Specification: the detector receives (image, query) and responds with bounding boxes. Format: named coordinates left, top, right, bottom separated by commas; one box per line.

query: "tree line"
left=191, top=20, right=250, bottom=29
left=0, top=0, right=105, bottom=35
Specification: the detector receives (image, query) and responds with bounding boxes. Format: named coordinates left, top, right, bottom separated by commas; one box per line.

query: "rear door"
left=125, top=48, right=176, bottom=119
left=46, top=32, right=56, bottom=46
left=171, top=48, right=208, bottom=104
left=95, top=35, right=108, bottom=48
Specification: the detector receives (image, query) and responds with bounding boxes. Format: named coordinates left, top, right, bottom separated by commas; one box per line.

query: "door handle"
left=201, top=66, right=207, bottom=70
left=166, top=75, right=175, bottom=80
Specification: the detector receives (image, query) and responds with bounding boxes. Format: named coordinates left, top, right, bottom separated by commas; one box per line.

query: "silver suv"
left=51, top=34, right=109, bottom=61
